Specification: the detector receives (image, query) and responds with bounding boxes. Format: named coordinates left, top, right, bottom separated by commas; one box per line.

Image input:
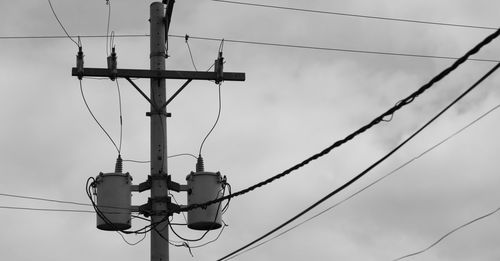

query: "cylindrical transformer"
left=95, top=172, right=132, bottom=231
left=186, top=171, right=224, bottom=230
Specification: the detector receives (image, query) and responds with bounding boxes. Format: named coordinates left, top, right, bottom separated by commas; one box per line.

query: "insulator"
left=115, top=155, right=123, bottom=173
left=196, top=155, right=204, bottom=172
left=76, top=46, right=84, bottom=80
left=214, top=52, right=224, bottom=84
left=107, top=47, right=118, bottom=81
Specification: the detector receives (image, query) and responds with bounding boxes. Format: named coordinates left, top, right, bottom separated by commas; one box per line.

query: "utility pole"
left=150, top=2, right=169, bottom=261
left=72, top=2, right=245, bottom=261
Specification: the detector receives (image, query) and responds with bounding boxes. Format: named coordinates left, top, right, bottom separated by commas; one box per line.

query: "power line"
left=199, top=83, right=223, bottom=156
left=227, top=103, right=500, bottom=260
left=217, top=60, right=500, bottom=261
left=79, top=79, right=121, bottom=154
left=392, top=206, right=500, bottom=261
left=47, top=0, right=80, bottom=47
left=168, top=34, right=500, bottom=63
left=0, top=205, right=94, bottom=213
left=211, top=0, right=497, bottom=31
left=1, top=34, right=498, bottom=63
left=181, top=26, right=500, bottom=214
left=0, top=192, right=91, bottom=207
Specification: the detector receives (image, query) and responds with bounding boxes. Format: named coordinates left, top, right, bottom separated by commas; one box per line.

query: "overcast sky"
left=1, top=0, right=500, bottom=261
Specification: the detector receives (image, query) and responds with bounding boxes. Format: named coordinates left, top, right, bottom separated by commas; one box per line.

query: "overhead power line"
left=211, top=0, right=497, bottom=30
left=181, top=26, right=500, bottom=214
left=218, top=60, right=500, bottom=261
left=0, top=205, right=94, bottom=213
left=392, top=206, right=500, bottom=260
left=0, top=192, right=91, bottom=207
left=226, top=103, right=500, bottom=260
left=1, top=34, right=498, bottom=63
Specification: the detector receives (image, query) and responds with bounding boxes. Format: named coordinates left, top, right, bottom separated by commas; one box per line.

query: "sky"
left=1, top=0, right=500, bottom=260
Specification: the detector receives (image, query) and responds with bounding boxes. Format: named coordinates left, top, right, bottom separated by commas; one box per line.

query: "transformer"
left=95, top=172, right=132, bottom=231
left=186, top=171, right=224, bottom=230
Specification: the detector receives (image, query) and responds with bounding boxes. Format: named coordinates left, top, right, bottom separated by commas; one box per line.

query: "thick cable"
left=228, top=103, right=500, bottom=260
left=217, top=61, right=500, bottom=261
left=181, top=27, right=500, bottom=213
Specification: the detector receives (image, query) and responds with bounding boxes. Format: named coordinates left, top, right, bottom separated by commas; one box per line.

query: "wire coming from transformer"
left=79, top=80, right=121, bottom=154
left=198, top=83, right=223, bottom=156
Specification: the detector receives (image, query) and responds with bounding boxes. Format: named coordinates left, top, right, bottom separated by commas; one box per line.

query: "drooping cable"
left=116, top=79, right=123, bottom=154
left=185, top=35, right=198, bottom=71
left=227, top=103, right=500, bottom=260
left=181, top=27, right=500, bottom=213
left=211, top=0, right=496, bottom=31
left=198, top=83, right=223, bottom=156
left=217, top=61, right=500, bottom=261
left=79, top=80, right=121, bottom=154
left=47, top=0, right=80, bottom=47
left=392, top=206, right=500, bottom=261
left=123, top=153, right=198, bottom=164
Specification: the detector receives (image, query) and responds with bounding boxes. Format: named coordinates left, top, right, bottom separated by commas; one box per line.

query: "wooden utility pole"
left=149, top=2, right=169, bottom=261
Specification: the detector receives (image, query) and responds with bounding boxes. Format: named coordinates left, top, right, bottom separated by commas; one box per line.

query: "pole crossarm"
left=72, top=67, right=246, bottom=81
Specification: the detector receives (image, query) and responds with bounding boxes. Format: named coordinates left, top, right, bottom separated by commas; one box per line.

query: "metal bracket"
left=131, top=176, right=152, bottom=192
left=138, top=199, right=153, bottom=217
left=167, top=175, right=189, bottom=192
left=146, top=111, right=172, bottom=117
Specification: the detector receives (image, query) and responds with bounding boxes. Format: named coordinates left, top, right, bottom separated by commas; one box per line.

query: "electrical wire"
left=211, top=0, right=497, bottom=31
left=217, top=61, right=500, bottom=261
left=392, top=206, right=500, bottom=261
left=0, top=192, right=92, bottom=207
left=167, top=34, right=500, bottom=63
left=198, top=39, right=225, bottom=156
left=47, top=0, right=80, bottom=47
left=105, top=0, right=112, bottom=56
left=0, top=206, right=95, bottom=213
left=181, top=27, right=500, bottom=214
left=123, top=153, right=197, bottom=164
left=116, top=79, right=123, bottom=154
left=1, top=34, right=498, bottom=63
left=79, top=80, right=121, bottom=154
left=185, top=35, right=198, bottom=71
left=198, top=83, right=222, bottom=156
left=227, top=102, right=500, bottom=260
